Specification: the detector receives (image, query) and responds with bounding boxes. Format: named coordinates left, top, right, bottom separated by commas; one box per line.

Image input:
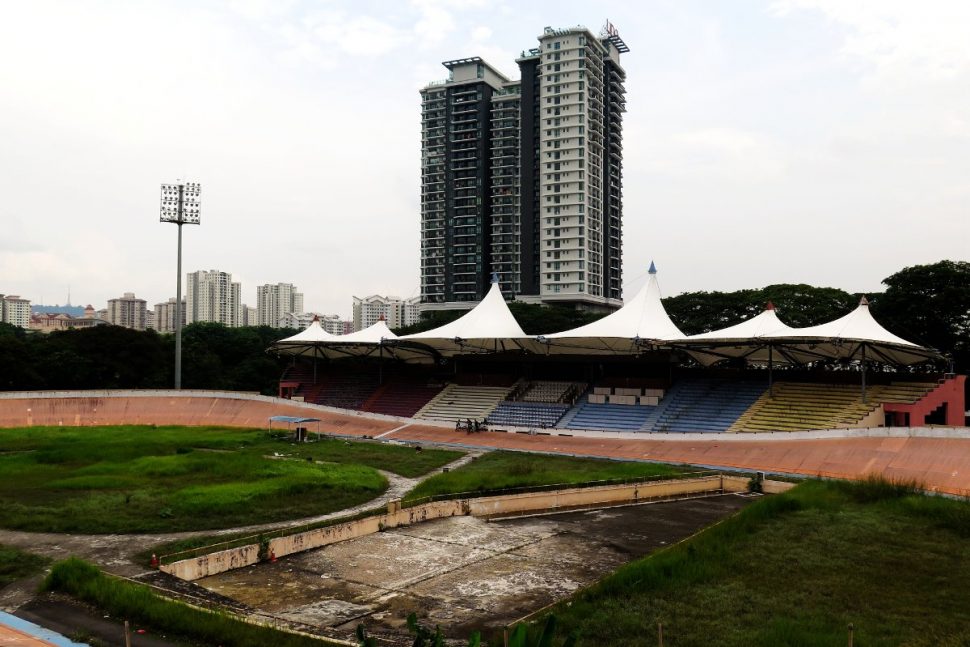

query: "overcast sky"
left=1, top=0, right=967, bottom=317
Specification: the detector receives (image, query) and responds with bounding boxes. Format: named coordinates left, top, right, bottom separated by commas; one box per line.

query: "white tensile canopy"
left=394, top=277, right=536, bottom=357
left=270, top=319, right=335, bottom=359
left=673, top=297, right=938, bottom=367
left=764, top=296, right=937, bottom=366
left=536, top=262, right=685, bottom=354
left=270, top=319, right=423, bottom=361
left=267, top=268, right=940, bottom=369
left=674, top=303, right=808, bottom=366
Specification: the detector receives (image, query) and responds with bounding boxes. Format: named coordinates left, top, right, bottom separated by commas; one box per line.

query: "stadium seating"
left=486, top=401, right=570, bottom=428
left=559, top=398, right=656, bottom=431
left=414, top=384, right=513, bottom=423
left=729, top=382, right=882, bottom=432
left=309, top=372, right=380, bottom=410
left=645, top=379, right=766, bottom=433
left=359, top=381, right=445, bottom=418
left=515, top=380, right=587, bottom=404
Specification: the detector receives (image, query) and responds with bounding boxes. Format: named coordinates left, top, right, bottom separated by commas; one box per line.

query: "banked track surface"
left=1, top=390, right=969, bottom=496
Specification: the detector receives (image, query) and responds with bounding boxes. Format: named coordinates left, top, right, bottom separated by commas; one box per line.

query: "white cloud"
left=773, top=0, right=970, bottom=85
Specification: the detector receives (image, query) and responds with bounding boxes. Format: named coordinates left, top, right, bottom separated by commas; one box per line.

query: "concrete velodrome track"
left=2, top=390, right=969, bottom=496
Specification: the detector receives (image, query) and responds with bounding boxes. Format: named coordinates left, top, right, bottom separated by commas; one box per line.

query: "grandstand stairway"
left=414, top=384, right=513, bottom=423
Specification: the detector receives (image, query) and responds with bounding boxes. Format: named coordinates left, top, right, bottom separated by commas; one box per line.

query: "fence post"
left=124, top=620, right=131, bottom=647
left=847, top=623, right=854, bottom=647
left=658, top=621, right=663, bottom=647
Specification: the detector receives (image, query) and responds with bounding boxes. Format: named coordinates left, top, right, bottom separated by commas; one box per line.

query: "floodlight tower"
left=159, top=181, right=201, bottom=389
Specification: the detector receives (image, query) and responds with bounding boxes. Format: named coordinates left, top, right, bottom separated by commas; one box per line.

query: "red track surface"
left=0, top=623, right=55, bottom=646
left=1, top=392, right=968, bottom=496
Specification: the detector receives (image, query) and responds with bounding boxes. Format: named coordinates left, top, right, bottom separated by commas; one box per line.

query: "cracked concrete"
left=197, top=494, right=752, bottom=643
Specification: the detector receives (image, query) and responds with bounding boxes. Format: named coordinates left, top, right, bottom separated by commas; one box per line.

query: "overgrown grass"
left=0, top=425, right=461, bottom=533
left=42, top=558, right=341, bottom=647
left=403, top=451, right=697, bottom=503
left=534, top=478, right=970, bottom=646
left=0, top=544, right=49, bottom=587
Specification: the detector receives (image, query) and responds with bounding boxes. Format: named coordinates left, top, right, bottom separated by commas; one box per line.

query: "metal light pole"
left=160, top=181, right=201, bottom=389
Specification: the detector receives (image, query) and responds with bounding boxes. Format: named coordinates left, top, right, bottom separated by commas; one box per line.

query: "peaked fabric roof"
left=330, top=319, right=398, bottom=344
left=277, top=319, right=334, bottom=343
left=402, top=281, right=527, bottom=341
left=269, top=319, right=335, bottom=358
left=395, top=279, right=533, bottom=356
left=771, top=297, right=915, bottom=346
left=683, top=303, right=794, bottom=341
left=675, top=304, right=803, bottom=366
left=762, top=297, right=935, bottom=365
left=538, top=263, right=684, bottom=354
left=675, top=298, right=938, bottom=366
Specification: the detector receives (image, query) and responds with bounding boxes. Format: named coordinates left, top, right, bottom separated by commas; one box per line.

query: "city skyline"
left=1, top=2, right=968, bottom=315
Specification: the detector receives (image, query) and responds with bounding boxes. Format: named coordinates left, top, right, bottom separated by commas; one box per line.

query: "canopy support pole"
left=379, top=343, right=384, bottom=385
left=313, top=354, right=317, bottom=384
left=768, top=344, right=774, bottom=398
left=861, top=344, right=867, bottom=404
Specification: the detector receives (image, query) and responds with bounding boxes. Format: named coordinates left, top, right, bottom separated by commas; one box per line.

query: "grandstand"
left=271, top=271, right=963, bottom=434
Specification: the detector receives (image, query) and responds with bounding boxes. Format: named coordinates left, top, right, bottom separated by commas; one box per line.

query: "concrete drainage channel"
left=146, top=476, right=793, bottom=644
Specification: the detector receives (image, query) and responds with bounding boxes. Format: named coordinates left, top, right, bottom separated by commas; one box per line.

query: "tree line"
left=0, top=261, right=966, bottom=393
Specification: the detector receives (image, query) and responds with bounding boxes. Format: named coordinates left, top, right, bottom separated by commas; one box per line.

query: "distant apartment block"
left=186, top=270, right=242, bottom=327
left=420, top=24, right=627, bottom=311
left=256, top=283, right=304, bottom=328
left=152, top=297, right=185, bottom=333
left=243, top=305, right=257, bottom=327
left=353, top=295, right=420, bottom=331
left=277, top=312, right=350, bottom=334
left=106, top=292, right=148, bottom=330
left=321, top=314, right=353, bottom=335
left=1, top=294, right=31, bottom=329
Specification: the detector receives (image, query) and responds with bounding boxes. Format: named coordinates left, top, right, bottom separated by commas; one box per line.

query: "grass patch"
left=0, top=544, right=49, bottom=587
left=42, top=558, right=341, bottom=647
left=535, top=478, right=970, bottom=646
left=0, top=425, right=460, bottom=533
left=403, top=451, right=698, bottom=503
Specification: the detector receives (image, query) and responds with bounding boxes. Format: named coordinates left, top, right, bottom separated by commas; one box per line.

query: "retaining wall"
left=162, top=475, right=764, bottom=581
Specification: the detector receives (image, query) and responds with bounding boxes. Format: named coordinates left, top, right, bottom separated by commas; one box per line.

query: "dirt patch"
left=198, top=494, right=752, bottom=643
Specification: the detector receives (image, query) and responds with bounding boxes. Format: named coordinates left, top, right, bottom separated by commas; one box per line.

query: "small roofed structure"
left=537, top=262, right=685, bottom=354
left=267, top=415, right=322, bottom=441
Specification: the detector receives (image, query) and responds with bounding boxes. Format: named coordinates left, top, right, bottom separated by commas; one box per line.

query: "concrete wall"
left=884, top=376, right=967, bottom=427
left=161, top=475, right=768, bottom=581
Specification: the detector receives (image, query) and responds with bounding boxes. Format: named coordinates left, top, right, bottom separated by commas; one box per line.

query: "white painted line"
left=375, top=424, right=412, bottom=439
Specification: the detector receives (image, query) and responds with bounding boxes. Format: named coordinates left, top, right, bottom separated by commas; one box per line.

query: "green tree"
left=874, top=260, right=970, bottom=367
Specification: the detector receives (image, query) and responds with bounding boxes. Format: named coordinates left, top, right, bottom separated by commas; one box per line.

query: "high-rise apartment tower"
left=420, top=23, right=628, bottom=310
left=106, top=292, right=148, bottom=330
left=185, top=270, right=242, bottom=327
left=256, top=283, right=304, bottom=328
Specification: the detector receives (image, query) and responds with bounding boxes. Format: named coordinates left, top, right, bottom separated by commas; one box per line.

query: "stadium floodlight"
left=159, top=181, right=201, bottom=389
